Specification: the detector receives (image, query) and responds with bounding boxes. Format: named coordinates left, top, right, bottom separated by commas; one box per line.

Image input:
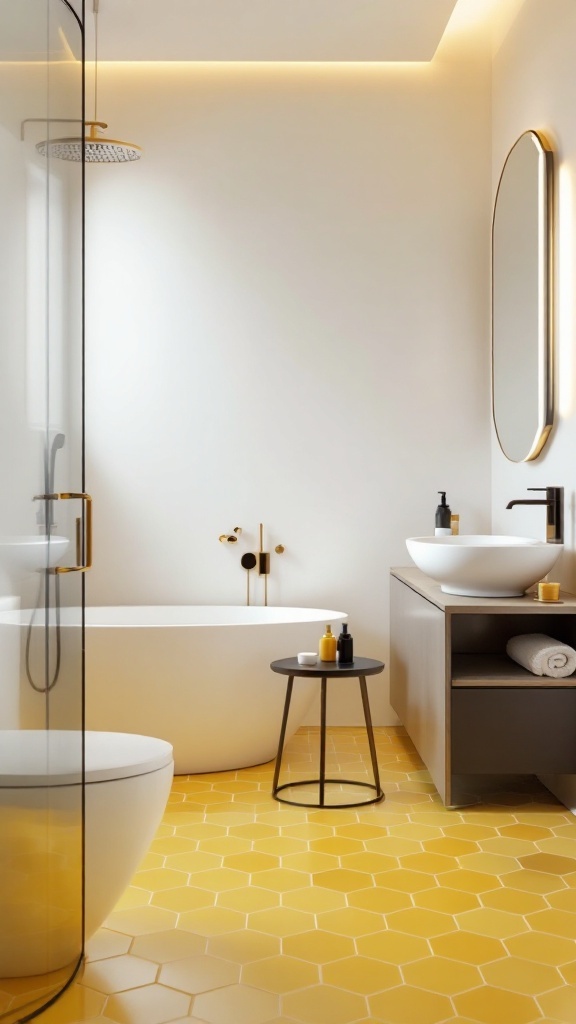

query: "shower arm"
left=20, top=118, right=107, bottom=142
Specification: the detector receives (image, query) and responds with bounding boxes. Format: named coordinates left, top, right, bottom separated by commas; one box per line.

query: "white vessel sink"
left=0, top=535, right=69, bottom=579
left=406, top=535, right=563, bottom=598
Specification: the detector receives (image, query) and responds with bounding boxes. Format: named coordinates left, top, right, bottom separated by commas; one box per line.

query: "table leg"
left=359, top=675, right=382, bottom=798
left=319, top=676, right=327, bottom=807
left=272, top=676, right=294, bottom=795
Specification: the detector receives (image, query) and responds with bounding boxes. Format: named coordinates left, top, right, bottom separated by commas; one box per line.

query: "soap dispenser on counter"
left=319, top=625, right=337, bottom=662
left=337, top=623, right=354, bottom=664
left=435, top=492, right=452, bottom=536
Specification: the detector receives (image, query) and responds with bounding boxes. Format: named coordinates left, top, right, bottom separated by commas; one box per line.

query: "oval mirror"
left=492, top=130, right=554, bottom=462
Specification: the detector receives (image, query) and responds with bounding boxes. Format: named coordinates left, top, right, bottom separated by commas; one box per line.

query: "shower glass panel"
left=0, top=0, right=85, bottom=1019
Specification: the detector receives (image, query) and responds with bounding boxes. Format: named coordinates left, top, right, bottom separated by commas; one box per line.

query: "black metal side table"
left=270, top=656, right=385, bottom=808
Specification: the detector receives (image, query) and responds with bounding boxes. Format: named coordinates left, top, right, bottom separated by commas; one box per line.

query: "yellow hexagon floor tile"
left=85, top=928, right=132, bottom=962
left=453, top=985, right=540, bottom=1024
left=369, top=984, right=452, bottom=1024
left=282, top=930, right=355, bottom=964
left=440, top=868, right=502, bottom=894
left=323, top=955, right=400, bottom=994
left=106, top=983, right=191, bottom=1024
left=193, top=983, right=278, bottom=1024
left=216, top=885, right=280, bottom=914
left=538, top=985, right=576, bottom=1024
left=164, top=850, right=222, bottom=873
left=130, top=928, right=206, bottom=964
left=364, top=835, right=421, bottom=857
left=526, top=907, right=576, bottom=939
left=313, top=868, right=373, bottom=892
left=159, top=954, right=239, bottom=994
left=253, top=837, right=308, bottom=856
left=282, top=886, right=346, bottom=914
left=191, top=867, right=249, bottom=892
left=443, top=823, right=499, bottom=841
left=422, top=836, right=480, bottom=857
left=386, top=906, right=457, bottom=937
left=132, top=867, right=189, bottom=891
left=242, top=954, right=319, bottom=993
left=222, top=851, right=279, bottom=873
left=177, top=906, right=245, bottom=936
left=430, top=931, right=506, bottom=965
left=413, top=886, right=479, bottom=915
left=518, top=852, right=576, bottom=875
left=334, top=823, right=387, bottom=841
left=339, top=851, right=398, bottom=874
left=376, top=868, right=439, bottom=893
left=498, top=824, right=552, bottom=842
left=546, top=886, right=576, bottom=911
left=316, top=907, right=384, bottom=937
left=389, top=823, right=444, bottom=841
left=398, top=851, right=459, bottom=875
left=251, top=868, right=311, bottom=892
left=348, top=886, right=412, bottom=914
left=309, top=836, right=364, bottom=856
left=229, top=823, right=279, bottom=840
left=481, top=955, right=562, bottom=995
left=248, top=907, right=315, bottom=937
left=151, top=885, right=215, bottom=913
left=283, top=983, right=367, bottom=1024
left=403, top=955, right=482, bottom=995
left=198, top=837, right=252, bottom=856
left=500, top=867, right=566, bottom=895
left=207, top=930, right=280, bottom=964
left=456, top=907, right=528, bottom=939
left=505, top=929, right=576, bottom=965
left=457, top=851, right=519, bottom=876
left=175, top=822, right=227, bottom=840
left=104, top=905, right=177, bottom=936
left=281, top=851, right=340, bottom=873
left=479, top=886, right=547, bottom=915
left=356, top=930, right=429, bottom=965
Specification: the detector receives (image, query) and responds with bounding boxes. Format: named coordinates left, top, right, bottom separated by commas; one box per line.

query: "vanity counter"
left=390, top=567, right=576, bottom=806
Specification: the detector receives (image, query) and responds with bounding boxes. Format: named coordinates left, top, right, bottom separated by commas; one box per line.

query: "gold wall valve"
left=219, top=526, right=242, bottom=543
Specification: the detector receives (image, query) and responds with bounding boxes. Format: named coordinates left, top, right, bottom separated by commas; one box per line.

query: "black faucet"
left=506, top=486, right=564, bottom=544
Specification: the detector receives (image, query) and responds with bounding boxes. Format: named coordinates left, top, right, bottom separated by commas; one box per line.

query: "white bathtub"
left=85, top=606, right=346, bottom=774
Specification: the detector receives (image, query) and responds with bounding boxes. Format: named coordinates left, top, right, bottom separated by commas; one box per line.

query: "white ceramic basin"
left=0, top=536, right=69, bottom=579
left=406, top=535, right=563, bottom=598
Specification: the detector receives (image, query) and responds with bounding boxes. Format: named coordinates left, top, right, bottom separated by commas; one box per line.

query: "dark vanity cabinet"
left=390, top=567, right=576, bottom=806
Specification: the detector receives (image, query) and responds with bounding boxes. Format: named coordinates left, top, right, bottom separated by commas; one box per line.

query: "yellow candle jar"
left=538, top=581, right=560, bottom=601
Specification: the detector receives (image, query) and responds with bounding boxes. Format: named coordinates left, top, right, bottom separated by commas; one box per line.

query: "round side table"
left=270, top=656, right=385, bottom=808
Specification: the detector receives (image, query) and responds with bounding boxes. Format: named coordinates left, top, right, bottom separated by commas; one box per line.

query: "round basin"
left=0, top=536, right=69, bottom=580
left=406, top=535, right=563, bottom=598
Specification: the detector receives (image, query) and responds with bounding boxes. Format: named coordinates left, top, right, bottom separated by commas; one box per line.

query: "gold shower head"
left=36, top=121, right=142, bottom=163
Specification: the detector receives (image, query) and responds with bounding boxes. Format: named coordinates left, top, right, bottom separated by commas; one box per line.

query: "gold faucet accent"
left=219, top=527, right=242, bottom=543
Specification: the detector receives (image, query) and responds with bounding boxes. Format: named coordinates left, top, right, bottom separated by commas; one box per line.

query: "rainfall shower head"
left=36, top=121, right=142, bottom=163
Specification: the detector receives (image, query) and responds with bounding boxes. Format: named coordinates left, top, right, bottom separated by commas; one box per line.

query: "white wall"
left=86, top=51, right=492, bottom=724
left=491, top=0, right=576, bottom=804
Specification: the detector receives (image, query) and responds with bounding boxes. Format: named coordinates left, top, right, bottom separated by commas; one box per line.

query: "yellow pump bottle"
left=319, top=624, right=337, bottom=662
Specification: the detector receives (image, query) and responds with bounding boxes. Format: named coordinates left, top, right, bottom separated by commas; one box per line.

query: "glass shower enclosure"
left=0, top=0, right=85, bottom=1019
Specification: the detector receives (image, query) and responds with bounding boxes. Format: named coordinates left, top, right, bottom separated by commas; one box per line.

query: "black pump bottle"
left=435, top=492, right=451, bottom=535
left=337, top=623, right=354, bottom=664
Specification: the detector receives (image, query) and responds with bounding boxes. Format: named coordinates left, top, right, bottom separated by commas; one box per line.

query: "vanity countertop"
left=391, top=566, right=576, bottom=615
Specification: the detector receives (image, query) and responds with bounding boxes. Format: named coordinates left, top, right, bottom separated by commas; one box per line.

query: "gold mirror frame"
left=492, top=129, right=554, bottom=462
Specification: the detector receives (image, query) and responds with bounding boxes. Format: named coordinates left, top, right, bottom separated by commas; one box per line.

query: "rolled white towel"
left=506, top=633, right=576, bottom=678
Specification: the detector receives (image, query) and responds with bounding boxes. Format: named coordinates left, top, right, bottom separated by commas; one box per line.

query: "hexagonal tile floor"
left=13, top=727, right=576, bottom=1024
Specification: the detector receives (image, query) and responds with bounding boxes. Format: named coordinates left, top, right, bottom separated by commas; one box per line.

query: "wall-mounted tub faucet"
left=506, top=486, right=564, bottom=544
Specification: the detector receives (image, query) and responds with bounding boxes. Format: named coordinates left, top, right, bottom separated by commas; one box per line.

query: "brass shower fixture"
left=219, top=527, right=242, bottom=543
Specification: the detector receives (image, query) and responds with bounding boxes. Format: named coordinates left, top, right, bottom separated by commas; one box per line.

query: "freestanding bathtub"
left=85, top=606, right=347, bottom=774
